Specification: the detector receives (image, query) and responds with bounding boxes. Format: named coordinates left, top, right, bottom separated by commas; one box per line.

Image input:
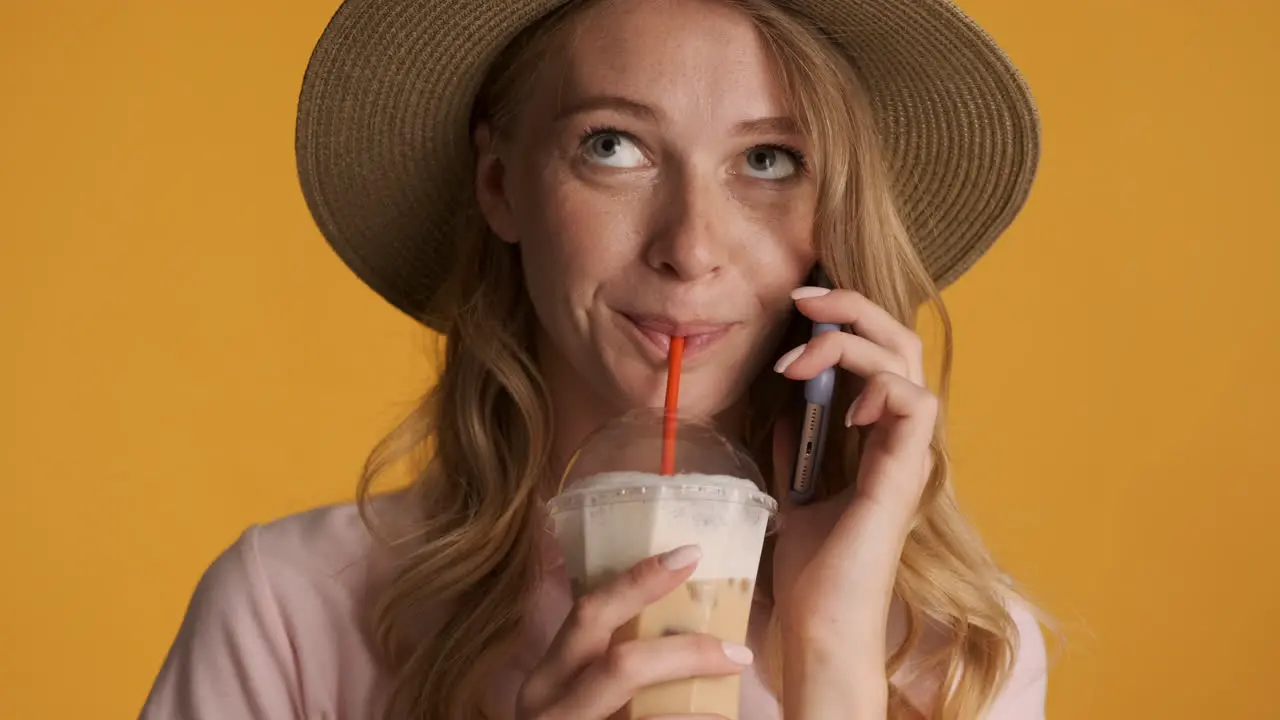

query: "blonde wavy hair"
left=359, top=1, right=1025, bottom=717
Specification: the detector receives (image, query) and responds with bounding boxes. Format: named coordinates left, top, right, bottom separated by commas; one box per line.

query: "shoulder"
left=141, top=495, right=408, bottom=719
left=986, top=593, right=1050, bottom=718
left=250, top=498, right=396, bottom=592
left=891, top=592, right=1048, bottom=719
left=198, top=498, right=398, bottom=619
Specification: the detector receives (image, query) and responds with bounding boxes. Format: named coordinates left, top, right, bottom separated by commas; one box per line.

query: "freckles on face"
left=515, top=158, right=650, bottom=369
left=501, top=0, right=819, bottom=415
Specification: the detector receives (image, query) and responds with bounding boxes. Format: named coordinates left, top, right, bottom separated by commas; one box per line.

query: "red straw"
left=661, top=335, right=686, bottom=476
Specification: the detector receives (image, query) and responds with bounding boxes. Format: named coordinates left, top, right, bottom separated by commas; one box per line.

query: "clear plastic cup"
left=548, top=409, right=778, bottom=719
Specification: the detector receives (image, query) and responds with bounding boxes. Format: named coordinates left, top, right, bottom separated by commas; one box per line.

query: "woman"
left=143, top=0, right=1047, bottom=717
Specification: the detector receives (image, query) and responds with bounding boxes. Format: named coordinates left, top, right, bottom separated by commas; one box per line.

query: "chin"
left=608, top=363, right=747, bottom=419
left=603, top=367, right=668, bottom=412
left=672, top=382, right=744, bottom=420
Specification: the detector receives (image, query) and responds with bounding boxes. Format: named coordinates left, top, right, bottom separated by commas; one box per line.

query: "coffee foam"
left=553, top=471, right=773, bottom=583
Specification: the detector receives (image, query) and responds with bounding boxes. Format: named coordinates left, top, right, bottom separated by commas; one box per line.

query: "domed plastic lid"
left=550, top=408, right=778, bottom=516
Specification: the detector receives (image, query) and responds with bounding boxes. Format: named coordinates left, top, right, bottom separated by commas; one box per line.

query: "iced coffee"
left=547, top=412, right=777, bottom=719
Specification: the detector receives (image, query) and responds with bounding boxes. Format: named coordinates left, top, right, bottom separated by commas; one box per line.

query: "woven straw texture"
left=296, top=0, right=1040, bottom=328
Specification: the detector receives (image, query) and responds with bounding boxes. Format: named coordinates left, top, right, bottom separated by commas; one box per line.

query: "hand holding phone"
left=788, top=266, right=838, bottom=505
left=789, top=320, right=838, bottom=505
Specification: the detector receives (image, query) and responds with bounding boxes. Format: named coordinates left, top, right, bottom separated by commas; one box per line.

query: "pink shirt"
left=141, top=500, right=1047, bottom=719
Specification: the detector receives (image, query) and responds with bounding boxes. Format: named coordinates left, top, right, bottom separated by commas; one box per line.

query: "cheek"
left=511, top=165, right=648, bottom=317
left=545, top=182, right=646, bottom=273
left=732, top=186, right=818, bottom=291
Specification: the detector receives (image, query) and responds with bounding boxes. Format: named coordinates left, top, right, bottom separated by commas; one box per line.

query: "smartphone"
left=789, top=271, right=838, bottom=506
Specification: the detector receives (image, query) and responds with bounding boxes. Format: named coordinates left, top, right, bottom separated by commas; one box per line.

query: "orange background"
left=2, top=0, right=1277, bottom=717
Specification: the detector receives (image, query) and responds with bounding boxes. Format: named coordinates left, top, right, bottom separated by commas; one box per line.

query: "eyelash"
left=763, top=142, right=809, bottom=174
left=578, top=125, right=809, bottom=174
left=579, top=124, right=633, bottom=150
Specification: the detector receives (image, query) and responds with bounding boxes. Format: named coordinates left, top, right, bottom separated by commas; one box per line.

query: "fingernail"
left=722, top=641, right=755, bottom=665
left=844, top=396, right=862, bottom=427
left=791, top=286, right=831, bottom=300
left=660, top=545, right=702, bottom=570
left=773, top=344, right=807, bottom=374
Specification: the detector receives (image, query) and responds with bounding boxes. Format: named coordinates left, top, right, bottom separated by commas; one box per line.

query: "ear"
left=473, top=123, right=519, bottom=244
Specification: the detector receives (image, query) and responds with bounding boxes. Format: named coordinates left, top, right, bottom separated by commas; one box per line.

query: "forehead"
left=550, top=0, right=790, bottom=120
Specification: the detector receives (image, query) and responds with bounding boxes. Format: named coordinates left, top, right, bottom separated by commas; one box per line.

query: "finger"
left=638, top=716, right=731, bottom=720
left=829, top=374, right=939, bottom=556
left=544, top=634, right=752, bottom=719
left=846, top=371, right=939, bottom=435
left=520, top=546, right=702, bottom=712
left=790, top=287, right=925, bottom=384
left=773, top=331, right=911, bottom=385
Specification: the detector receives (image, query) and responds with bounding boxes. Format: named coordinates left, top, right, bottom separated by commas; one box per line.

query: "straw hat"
left=295, top=0, right=1040, bottom=328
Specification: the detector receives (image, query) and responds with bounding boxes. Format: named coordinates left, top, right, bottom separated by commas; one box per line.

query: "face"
left=477, top=0, right=817, bottom=419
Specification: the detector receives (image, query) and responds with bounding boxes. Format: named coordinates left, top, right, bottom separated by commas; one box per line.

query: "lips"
left=622, top=313, right=735, bottom=358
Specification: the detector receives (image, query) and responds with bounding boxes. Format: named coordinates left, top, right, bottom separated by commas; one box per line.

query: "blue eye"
left=742, top=146, right=802, bottom=179
left=582, top=130, right=647, bottom=168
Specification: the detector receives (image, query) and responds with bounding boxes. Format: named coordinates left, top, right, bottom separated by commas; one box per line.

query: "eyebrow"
left=554, top=94, right=800, bottom=137
left=553, top=95, right=659, bottom=124
left=732, top=116, right=800, bottom=137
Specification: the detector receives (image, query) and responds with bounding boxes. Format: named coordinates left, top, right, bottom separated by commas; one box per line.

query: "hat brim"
left=296, top=0, right=1039, bottom=329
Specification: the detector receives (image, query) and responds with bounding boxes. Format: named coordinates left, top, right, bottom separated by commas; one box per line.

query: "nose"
left=643, top=171, right=731, bottom=281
